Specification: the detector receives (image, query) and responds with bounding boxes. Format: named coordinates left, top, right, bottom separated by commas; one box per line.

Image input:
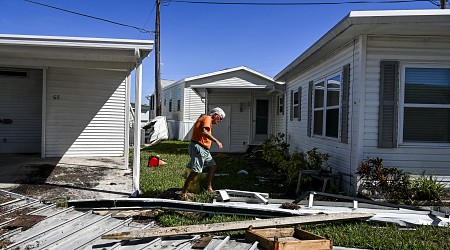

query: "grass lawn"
left=133, top=140, right=450, bottom=249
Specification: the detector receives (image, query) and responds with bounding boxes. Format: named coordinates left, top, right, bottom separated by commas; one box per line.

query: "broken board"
left=102, top=213, right=373, bottom=240
left=245, top=227, right=332, bottom=250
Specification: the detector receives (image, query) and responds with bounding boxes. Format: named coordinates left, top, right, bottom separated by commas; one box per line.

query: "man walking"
left=180, top=107, right=226, bottom=200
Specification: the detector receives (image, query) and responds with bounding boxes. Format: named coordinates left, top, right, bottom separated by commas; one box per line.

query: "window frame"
left=293, top=90, right=299, bottom=119
left=312, top=72, right=342, bottom=139
left=278, top=94, right=284, bottom=115
left=399, top=63, right=450, bottom=146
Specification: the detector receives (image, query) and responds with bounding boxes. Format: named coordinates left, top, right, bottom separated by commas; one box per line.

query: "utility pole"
left=155, top=0, right=161, bottom=116
left=441, top=0, right=447, bottom=9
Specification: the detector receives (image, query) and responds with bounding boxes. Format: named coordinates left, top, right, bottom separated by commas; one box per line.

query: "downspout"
left=132, top=48, right=143, bottom=197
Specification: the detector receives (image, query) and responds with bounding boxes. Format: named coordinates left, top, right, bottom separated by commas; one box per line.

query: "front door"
left=253, top=99, right=269, bottom=143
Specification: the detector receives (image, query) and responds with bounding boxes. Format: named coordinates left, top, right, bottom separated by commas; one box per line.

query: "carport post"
left=132, top=49, right=143, bottom=197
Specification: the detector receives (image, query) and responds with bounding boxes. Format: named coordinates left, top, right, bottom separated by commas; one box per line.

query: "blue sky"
left=0, top=0, right=438, bottom=102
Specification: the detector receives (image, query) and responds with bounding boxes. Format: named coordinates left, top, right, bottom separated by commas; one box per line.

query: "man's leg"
left=206, top=165, right=217, bottom=193
left=181, top=171, right=198, bottom=199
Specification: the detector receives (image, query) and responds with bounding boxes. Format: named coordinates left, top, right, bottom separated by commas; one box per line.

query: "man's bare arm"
left=202, top=127, right=222, bottom=148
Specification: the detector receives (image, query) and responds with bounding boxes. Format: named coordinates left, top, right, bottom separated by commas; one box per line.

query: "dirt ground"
left=0, top=154, right=133, bottom=202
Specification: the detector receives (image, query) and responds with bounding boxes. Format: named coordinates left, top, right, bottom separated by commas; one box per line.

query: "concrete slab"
left=0, top=153, right=132, bottom=201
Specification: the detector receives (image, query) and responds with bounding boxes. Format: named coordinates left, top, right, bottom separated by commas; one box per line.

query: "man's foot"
left=207, top=189, right=215, bottom=194
left=180, top=193, right=191, bottom=201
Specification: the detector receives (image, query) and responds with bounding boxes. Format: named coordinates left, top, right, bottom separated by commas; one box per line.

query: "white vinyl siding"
left=45, top=68, right=127, bottom=157
left=274, top=93, right=287, bottom=136
left=365, top=36, right=450, bottom=181
left=184, top=87, right=204, bottom=121
left=285, top=39, right=360, bottom=190
left=207, top=91, right=253, bottom=153
left=189, top=70, right=271, bottom=89
left=162, top=82, right=186, bottom=121
left=0, top=68, right=42, bottom=153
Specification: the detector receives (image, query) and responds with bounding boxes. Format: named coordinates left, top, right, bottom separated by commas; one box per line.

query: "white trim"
left=349, top=9, right=450, bottom=18
left=124, top=75, right=131, bottom=170
left=0, top=33, right=153, bottom=50
left=186, top=66, right=277, bottom=83
left=41, top=67, right=47, bottom=158
left=190, top=85, right=269, bottom=89
left=356, top=35, right=367, bottom=189
left=132, top=53, right=143, bottom=195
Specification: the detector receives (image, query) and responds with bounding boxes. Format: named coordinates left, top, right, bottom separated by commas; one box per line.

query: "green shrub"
left=409, top=172, right=445, bottom=201
left=356, top=158, right=410, bottom=201
left=262, top=133, right=330, bottom=185
left=261, top=133, right=290, bottom=168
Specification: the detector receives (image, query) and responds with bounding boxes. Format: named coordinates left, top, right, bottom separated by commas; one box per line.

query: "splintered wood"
left=102, top=213, right=373, bottom=240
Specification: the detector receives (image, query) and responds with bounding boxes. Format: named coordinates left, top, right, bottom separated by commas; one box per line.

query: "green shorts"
left=187, top=141, right=217, bottom=173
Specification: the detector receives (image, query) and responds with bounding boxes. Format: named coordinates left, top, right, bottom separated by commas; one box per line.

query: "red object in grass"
left=148, top=156, right=167, bottom=167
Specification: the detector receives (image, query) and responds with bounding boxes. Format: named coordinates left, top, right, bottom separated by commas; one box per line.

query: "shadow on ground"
left=0, top=154, right=132, bottom=201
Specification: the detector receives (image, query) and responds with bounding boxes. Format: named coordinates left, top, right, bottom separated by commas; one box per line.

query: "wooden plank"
left=102, top=213, right=373, bottom=240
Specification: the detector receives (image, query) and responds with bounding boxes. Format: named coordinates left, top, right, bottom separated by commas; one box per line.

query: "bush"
left=356, top=158, right=410, bottom=201
left=410, top=172, right=445, bottom=201
left=262, top=133, right=330, bottom=185
left=261, top=133, right=290, bottom=168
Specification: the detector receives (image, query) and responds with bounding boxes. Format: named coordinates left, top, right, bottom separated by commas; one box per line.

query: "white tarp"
left=143, top=116, right=169, bottom=145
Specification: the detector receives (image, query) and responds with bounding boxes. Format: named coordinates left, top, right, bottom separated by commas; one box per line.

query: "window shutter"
left=340, top=64, right=350, bottom=143
left=378, top=61, right=399, bottom=148
left=290, top=90, right=294, bottom=121
left=307, top=81, right=313, bottom=137
left=298, top=87, right=302, bottom=121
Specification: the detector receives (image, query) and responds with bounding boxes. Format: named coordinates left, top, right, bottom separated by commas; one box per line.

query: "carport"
left=0, top=34, right=153, bottom=195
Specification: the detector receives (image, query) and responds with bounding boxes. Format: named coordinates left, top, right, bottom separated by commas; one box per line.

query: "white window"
left=313, top=74, right=341, bottom=138
left=401, top=66, right=450, bottom=143
left=278, top=95, right=284, bottom=115
left=293, top=91, right=299, bottom=119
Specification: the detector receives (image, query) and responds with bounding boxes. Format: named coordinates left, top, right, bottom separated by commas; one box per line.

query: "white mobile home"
left=275, top=10, right=450, bottom=193
left=162, top=66, right=285, bottom=152
left=0, top=34, right=153, bottom=164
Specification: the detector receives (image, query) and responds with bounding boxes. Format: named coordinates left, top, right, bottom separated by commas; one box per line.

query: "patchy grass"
left=138, top=140, right=290, bottom=199
left=303, top=222, right=450, bottom=250
left=134, top=140, right=450, bottom=249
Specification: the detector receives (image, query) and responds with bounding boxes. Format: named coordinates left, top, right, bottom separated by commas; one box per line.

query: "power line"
left=138, top=1, right=157, bottom=39
left=168, top=0, right=431, bottom=6
left=24, top=0, right=155, bottom=36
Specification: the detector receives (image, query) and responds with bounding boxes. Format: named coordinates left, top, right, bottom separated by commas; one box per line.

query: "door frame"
left=252, top=97, right=272, bottom=144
